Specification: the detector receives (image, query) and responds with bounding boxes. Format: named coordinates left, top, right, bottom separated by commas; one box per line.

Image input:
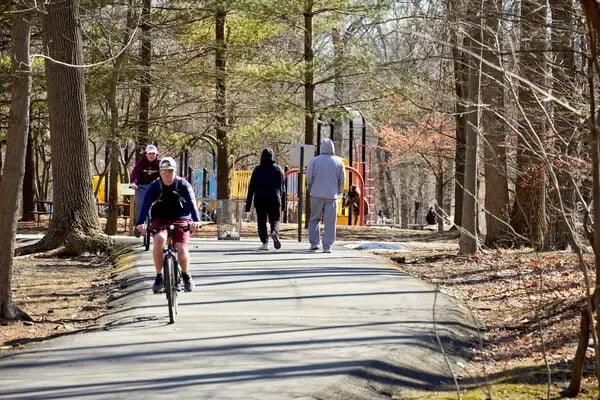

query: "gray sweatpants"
left=308, top=196, right=338, bottom=250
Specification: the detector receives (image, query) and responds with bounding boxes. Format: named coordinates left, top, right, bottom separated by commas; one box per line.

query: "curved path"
left=0, top=238, right=474, bottom=399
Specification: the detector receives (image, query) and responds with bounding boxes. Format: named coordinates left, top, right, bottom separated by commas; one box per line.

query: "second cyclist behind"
left=135, top=157, right=202, bottom=293
left=129, top=144, right=161, bottom=237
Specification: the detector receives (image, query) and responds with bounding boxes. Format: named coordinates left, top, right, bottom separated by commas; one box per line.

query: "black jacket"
left=245, top=148, right=285, bottom=212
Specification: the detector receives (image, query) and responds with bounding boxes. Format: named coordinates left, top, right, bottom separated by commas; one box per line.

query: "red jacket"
left=130, top=156, right=161, bottom=185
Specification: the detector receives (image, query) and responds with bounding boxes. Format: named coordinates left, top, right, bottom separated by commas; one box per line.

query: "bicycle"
left=149, top=223, right=190, bottom=324
left=143, top=214, right=151, bottom=251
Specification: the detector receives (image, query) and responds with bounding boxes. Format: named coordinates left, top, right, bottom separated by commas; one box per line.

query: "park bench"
left=31, top=201, right=53, bottom=227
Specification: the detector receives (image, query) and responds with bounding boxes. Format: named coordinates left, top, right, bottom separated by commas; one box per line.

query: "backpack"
left=150, top=178, right=187, bottom=220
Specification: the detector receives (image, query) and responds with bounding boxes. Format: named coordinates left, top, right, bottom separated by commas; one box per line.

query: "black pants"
left=255, top=203, right=281, bottom=244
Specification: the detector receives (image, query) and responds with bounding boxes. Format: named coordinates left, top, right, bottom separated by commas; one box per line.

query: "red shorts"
left=150, top=219, right=191, bottom=244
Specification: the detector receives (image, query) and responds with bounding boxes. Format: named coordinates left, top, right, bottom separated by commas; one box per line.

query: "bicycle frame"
left=149, top=223, right=190, bottom=324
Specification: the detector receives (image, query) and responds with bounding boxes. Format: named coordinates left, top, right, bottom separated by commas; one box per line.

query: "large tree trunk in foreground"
left=0, top=3, right=33, bottom=321
left=17, top=0, right=111, bottom=256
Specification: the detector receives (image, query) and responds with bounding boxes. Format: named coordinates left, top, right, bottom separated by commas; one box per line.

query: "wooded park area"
left=4, top=0, right=600, bottom=397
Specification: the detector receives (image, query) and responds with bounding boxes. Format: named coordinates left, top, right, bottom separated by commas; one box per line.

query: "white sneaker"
left=257, top=243, right=269, bottom=251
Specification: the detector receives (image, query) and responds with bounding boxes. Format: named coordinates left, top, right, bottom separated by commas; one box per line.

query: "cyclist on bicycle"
left=135, top=156, right=201, bottom=293
left=130, top=144, right=161, bottom=237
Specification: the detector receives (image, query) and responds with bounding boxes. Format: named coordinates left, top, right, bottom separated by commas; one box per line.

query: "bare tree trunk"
left=458, top=32, right=480, bottom=255
left=481, top=0, right=510, bottom=248
left=564, top=293, right=594, bottom=397
left=106, top=0, right=134, bottom=235
left=0, top=3, right=33, bottom=320
left=511, top=0, right=548, bottom=250
left=137, top=0, right=151, bottom=156
left=215, top=8, right=231, bottom=201
left=446, top=0, right=467, bottom=229
left=303, top=0, right=315, bottom=228
left=544, top=0, right=576, bottom=250
left=21, top=122, right=36, bottom=221
left=375, top=135, right=397, bottom=219
left=18, top=0, right=111, bottom=256
left=436, top=157, right=444, bottom=232
left=569, top=0, right=600, bottom=390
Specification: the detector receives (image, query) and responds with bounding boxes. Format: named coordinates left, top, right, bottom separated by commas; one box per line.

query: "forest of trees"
left=3, top=0, right=600, bottom=393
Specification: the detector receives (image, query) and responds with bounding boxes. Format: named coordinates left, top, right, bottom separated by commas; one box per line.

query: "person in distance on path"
left=245, top=148, right=285, bottom=251
left=305, top=139, right=345, bottom=253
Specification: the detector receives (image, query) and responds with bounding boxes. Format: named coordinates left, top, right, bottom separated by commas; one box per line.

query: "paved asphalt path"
left=1, top=238, right=475, bottom=400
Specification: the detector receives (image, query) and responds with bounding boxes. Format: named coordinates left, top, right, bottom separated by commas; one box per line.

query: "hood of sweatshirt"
left=260, top=148, right=276, bottom=165
left=320, top=139, right=335, bottom=155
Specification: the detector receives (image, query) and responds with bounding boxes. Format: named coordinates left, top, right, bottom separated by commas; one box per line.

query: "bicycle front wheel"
left=143, top=216, right=151, bottom=251
left=163, top=254, right=177, bottom=324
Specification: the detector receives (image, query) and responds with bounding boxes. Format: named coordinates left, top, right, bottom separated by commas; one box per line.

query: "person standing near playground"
left=306, top=138, right=345, bottom=253
left=130, top=144, right=161, bottom=236
left=245, top=148, right=285, bottom=251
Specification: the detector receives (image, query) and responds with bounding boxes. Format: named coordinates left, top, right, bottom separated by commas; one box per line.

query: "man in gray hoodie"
left=305, top=138, right=346, bottom=253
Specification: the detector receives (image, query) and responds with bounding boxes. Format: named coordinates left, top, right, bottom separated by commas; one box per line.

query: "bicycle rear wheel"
left=163, top=254, right=177, bottom=324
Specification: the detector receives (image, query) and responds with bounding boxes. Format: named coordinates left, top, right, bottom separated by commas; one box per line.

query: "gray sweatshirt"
left=306, top=139, right=346, bottom=199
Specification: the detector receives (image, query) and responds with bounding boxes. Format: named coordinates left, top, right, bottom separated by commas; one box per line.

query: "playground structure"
left=169, top=107, right=376, bottom=231
left=185, top=107, right=375, bottom=228
left=314, top=107, right=375, bottom=226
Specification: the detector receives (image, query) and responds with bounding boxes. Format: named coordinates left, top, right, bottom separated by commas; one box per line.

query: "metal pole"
left=298, top=148, right=305, bottom=242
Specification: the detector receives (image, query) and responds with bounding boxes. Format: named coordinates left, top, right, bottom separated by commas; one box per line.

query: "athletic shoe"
left=152, top=274, right=164, bottom=293
left=271, top=231, right=281, bottom=249
left=323, top=248, right=332, bottom=253
left=258, top=243, right=269, bottom=251
left=182, top=273, right=195, bottom=292
left=309, top=245, right=319, bottom=251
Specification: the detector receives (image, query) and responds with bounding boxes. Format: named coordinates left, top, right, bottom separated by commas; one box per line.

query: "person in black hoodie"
left=245, top=148, right=285, bottom=250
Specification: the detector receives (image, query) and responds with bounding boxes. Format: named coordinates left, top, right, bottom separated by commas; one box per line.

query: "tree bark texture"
left=481, top=0, right=510, bottom=248
left=106, top=0, right=134, bottom=235
left=511, top=0, right=548, bottom=250
left=574, top=0, right=600, bottom=389
left=21, top=122, right=36, bottom=221
left=303, top=0, right=315, bottom=228
left=215, top=8, right=231, bottom=201
left=458, top=33, right=480, bottom=255
left=0, top=3, right=33, bottom=320
left=136, top=0, right=151, bottom=158
left=564, top=295, right=594, bottom=397
left=544, top=0, right=577, bottom=250
left=26, top=0, right=111, bottom=256
left=448, top=0, right=467, bottom=229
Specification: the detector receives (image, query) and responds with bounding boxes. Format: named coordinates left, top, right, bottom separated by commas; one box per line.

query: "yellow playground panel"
left=231, top=171, right=252, bottom=200
left=92, top=176, right=133, bottom=203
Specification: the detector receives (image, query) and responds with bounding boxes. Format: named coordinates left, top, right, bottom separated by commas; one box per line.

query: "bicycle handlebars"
left=148, top=223, right=191, bottom=235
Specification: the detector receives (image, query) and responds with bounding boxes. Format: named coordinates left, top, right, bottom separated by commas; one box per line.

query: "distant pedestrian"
left=426, top=207, right=436, bottom=225
left=344, top=185, right=369, bottom=225
left=245, top=148, right=285, bottom=251
left=306, top=139, right=345, bottom=253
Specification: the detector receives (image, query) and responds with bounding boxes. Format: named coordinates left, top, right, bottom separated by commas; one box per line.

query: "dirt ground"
left=2, top=218, right=597, bottom=396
